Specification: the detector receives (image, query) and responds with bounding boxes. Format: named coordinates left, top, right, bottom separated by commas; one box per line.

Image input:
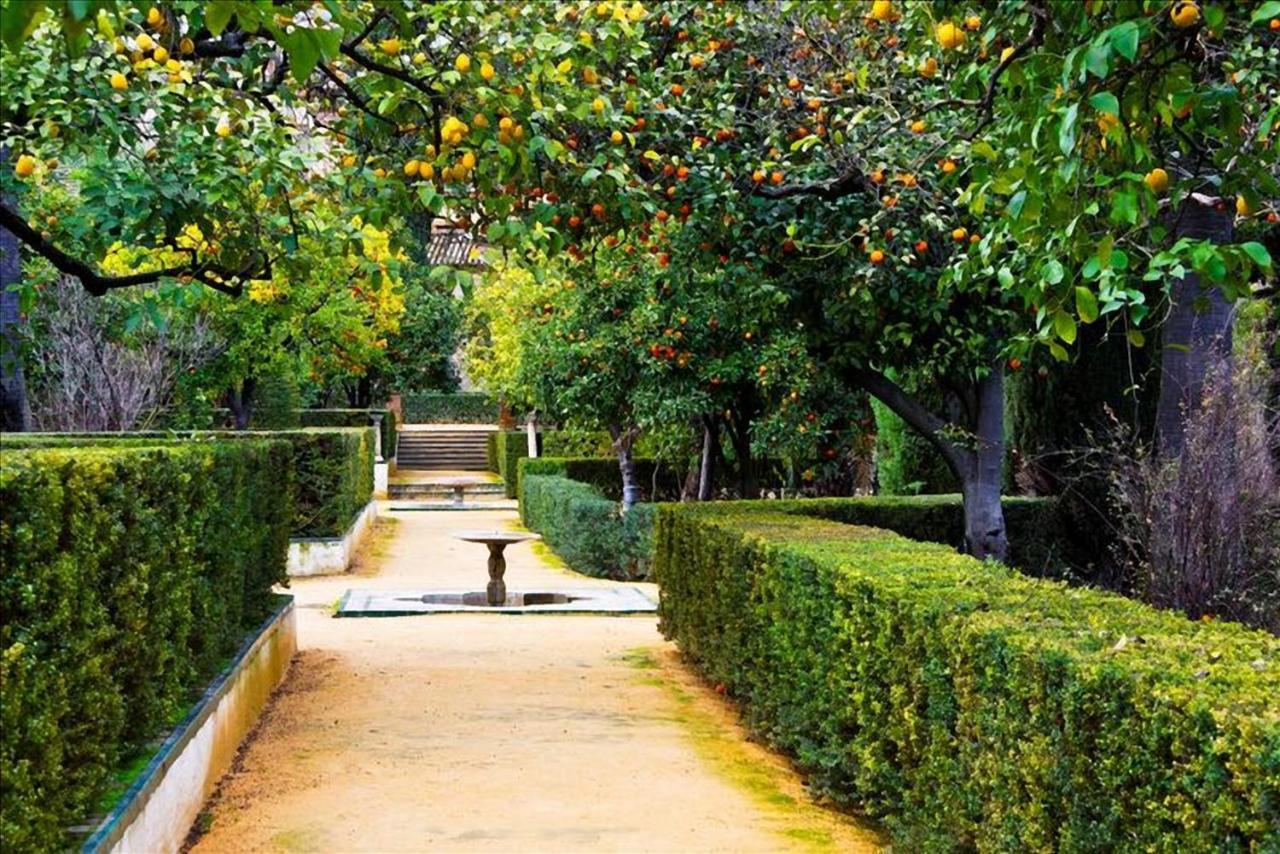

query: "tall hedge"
left=654, top=503, right=1280, bottom=850
left=0, top=428, right=374, bottom=538
left=0, top=442, right=292, bottom=851
left=488, top=430, right=540, bottom=498
left=298, top=408, right=397, bottom=457
left=400, top=391, right=496, bottom=424
left=519, top=473, right=654, bottom=580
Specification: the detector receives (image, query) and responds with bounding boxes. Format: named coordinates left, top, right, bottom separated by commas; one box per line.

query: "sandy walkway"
left=188, top=507, right=884, bottom=853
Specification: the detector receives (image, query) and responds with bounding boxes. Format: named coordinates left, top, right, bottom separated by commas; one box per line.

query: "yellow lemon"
left=1000, top=46, right=1015, bottom=64
left=480, top=61, right=495, bottom=81
left=152, top=45, right=168, bottom=63
left=146, top=7, right=162, bottom=26
left=380, top=38, right=401, bottom=56
left=1170, top=1, right=1200, bottom=28
left=965, top=15, right=981, bottom=31
left=374, top=167, right=387, bottom=178
left=413, top=52, right=427, bottom=66
left=1096, top=112, right=1119, bottom=134
left=870, top=1, right=894, bottom=22
left=14, top=154, right=37, bottom=178
left=627, top=2, right=645, bottom=22
left=910, top=119, right=926, bottom=133
left=611, top=130, right=624, bottom=144
left=1143, top=168, right=1169, bottom=194
left=461, top=151, right=477, bottom=170
left=473, top=113, right=489, bottom=128
left=404, top=159, right=420, bottom=177
left=420, top=163, right=435, bottom=180
left=919, top=56, right=938, bottom=77
left=1236, top=195, right=1253, bottom=216
left=936, top=21, right=965, bottom=49
left=110, top=71, right=128, bottom=90
left=592, top=97, right=605, bottom=113
left=215, top=119, right=232, bottom=137
left=455, top=53, right=471, bottom=73
left=179, top=37, right=194, bottom=54
left=136, top=33, right=154, bottom=52
left=583, top=66, right=599, bottom=84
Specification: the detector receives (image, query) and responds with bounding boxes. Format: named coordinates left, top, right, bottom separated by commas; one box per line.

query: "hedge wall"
left=654, top=504, right=1280, bottom=850
left=488, top=430, right=540, bottom=498
left=0, top=442, right=293, bottom=851
left=0, top=428, right=374, bottom=539
left=401, top=392, right=496, bottom=424
left=518, top=455, right=675, bottom=503
left=298, top=408, right=397, bottom=457
left=519, top=473, right=654, bottom=580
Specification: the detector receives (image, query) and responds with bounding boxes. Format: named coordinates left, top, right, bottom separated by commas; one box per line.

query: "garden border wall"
left=286, top=499, right=379, bottom=576
left=82, top=596, right=297, bottom=854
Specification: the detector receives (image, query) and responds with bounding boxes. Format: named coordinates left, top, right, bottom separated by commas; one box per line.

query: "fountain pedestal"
left=453, top=530, right=541, bottom=606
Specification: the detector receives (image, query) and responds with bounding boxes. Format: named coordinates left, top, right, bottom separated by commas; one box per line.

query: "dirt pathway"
left=189, top=507, right=884, bottom=853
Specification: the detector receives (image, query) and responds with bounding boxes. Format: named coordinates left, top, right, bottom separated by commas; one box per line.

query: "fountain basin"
left=334, top=586, right=657, bottom=617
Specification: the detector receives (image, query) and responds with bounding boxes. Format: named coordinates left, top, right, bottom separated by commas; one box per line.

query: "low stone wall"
left=375, top=461, right=389, bottom=499
left=83, top=598, right=297, bottom=854
left=286, top=499, right=378, bottom=577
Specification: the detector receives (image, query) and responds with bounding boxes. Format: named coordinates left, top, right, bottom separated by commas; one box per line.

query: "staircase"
left=395, top=428, right=491, bottom=471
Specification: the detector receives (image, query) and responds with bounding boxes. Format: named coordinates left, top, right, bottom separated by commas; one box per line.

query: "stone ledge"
left=83, top=597, right=297, bottom=854
left=286, top=499, right=378, bottom=577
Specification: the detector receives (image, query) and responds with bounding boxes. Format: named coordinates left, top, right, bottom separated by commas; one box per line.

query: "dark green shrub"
left=0, top=428, right=374, bottom=539
left=518, top=456, right=676, bottom=503
left=871, top=396, right=958, bottom=494
left=490, top=430, right=541, bottom=498
left=298, top=408, right=397, bottom=457
left=251, top=373, right=301, bottom=429
left=518, top=471, right=653, bottom=580
left=401, top=392, right=496, bottom=424
left=654, top=504, right=1280, bottom=850
left=0, top=442, right=291, bottom=851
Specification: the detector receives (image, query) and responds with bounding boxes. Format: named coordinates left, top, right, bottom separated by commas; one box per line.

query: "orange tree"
left=4, top=0, right=1277, bottom=556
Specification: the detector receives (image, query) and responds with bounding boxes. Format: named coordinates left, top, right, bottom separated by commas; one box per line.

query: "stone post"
left=526, top=411, right=539, bottom=458
left=369, top=413, right=385, bottom=462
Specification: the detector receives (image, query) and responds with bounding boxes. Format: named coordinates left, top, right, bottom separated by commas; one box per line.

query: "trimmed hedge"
left=518, top=455, right=675, bottom=503
left=298, top=408, right=397, bottom=457
left=654, top=503, right=1280, bottom=850
left=488, top=430, right=541, bottom=498
left=0, top=428, right=374, bottom=539
left=0, top=442, right=292, bottom=851
left=519, top=473, right=654, bottom=579
left=401, top=391, right=496, bottom=424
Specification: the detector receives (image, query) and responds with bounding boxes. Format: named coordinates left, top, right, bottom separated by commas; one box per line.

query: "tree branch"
left=846, top=366, right=970, bottom=477
left=0, top=202, right=259, bottom=297
left=756, top=164, right=876, bottom=201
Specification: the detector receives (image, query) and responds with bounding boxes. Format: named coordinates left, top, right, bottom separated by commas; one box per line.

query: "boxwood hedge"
left=0, top=441, right=292, bottom=851
left=654, top=503, right=1280, bottom=850
left=488, top=430, right=540, bottom=498
left=298, top=408, right=397, bottom=457
left=0, top=428, right=374, bottom=539
left=401, top=391, right=496, bottom=424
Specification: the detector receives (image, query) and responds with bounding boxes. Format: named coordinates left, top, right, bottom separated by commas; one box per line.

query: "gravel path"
left=188, top=507, right=883, bottom=853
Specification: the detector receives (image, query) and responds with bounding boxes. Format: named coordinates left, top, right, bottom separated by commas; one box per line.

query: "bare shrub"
left=1105, top=353, right=1279, bottom=633
left=24, top=276, right=218, bottom=431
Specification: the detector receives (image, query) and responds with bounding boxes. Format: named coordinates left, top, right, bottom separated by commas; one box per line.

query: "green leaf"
left=1110, top=188, right=1138, bottom=225
left=1075, top=286, right=1099, bottom=323
left=1042, top=259, right=1065, bottom=285
left=1089, top=92, right=1120, bottom=118
left=1241, top=241, right=1273, bottom=269
left=1007, top=190, right=1028, bottom=220
left=970, top=140, right=998, bottom=161
left=1108, top=21, right=1140, bottom=62
left=1058, top=103, right=1079, bottom=155
left=1084, top=41, right=1111, bottom=78
left=1253, top=1, right=1280, bottom=22
left=1053, top=310, right=1078, bottom=344
left=205, top=1, right=236, bottom=36
left=1127, top=329, right=1146, bottom=347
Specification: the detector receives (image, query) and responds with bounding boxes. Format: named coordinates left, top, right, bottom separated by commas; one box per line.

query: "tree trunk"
left=1157, top=200, right=1235, bottom=458
left=608, top=424, right=642, bottom=512
left=960, top=365, right=1009, bottom=560
left=698, top=415, right=719, bottom=501
left=227, top=377, right=256, bottom=430
left=0, top=146, right=31, bottom=432
left=852, top=363, right=1009, bottom=562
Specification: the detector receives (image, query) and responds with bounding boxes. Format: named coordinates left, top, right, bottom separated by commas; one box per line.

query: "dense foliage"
left=298, top=407, right=397, bottom=457
left=0, top=440, right=292, bottom=851
left=400, top=391, right=497, bottom=424
left=654, top=502, right=1280, bottom=850
left=1, top=427, right=375, bottom=537
left=519, top=473, right=656, bottom=580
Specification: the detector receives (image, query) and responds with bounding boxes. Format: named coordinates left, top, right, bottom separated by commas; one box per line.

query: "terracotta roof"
left=426, top=228, right=487, bottom=267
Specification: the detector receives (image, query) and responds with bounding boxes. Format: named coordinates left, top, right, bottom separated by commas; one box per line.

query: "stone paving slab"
left=336, top=585, right=657, bottom=617
left=386, top=500, right=518, bottom=512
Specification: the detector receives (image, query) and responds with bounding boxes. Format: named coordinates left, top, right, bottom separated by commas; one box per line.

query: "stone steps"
left=395, top=430, right=491, bottom=471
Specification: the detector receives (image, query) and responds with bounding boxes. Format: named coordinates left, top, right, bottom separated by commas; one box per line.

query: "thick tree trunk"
left=1157, top=200, right=1235, bottom=458
left=608, top=424, right=642, bottom=512
left=960, top=365, right=1009, bottom=560
left=698, top=415, right=719, bottom=501
left=227, top=377, right=256, bottom=430
left=852, top=363, right=1009, bottom=562
left=0, top=147, right=31, bottom=432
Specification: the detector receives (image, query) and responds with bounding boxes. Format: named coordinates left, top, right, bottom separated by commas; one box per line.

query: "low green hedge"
left=654, top=503, right=1280, bottom=850
left=519, top=473, right=654, bottom=579
left=401, top=392, right=496, bottom=424
left=488, top=430, right=541, bottom=498
left=518, top=456, right=675, bottom=503
left=0, top=442, right=292, bottom=851
left=298, top=408, right=397, bottom=457
left=773, top=494, right=1073, bottom=578
left=0, top=428, right=374, bottom=539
